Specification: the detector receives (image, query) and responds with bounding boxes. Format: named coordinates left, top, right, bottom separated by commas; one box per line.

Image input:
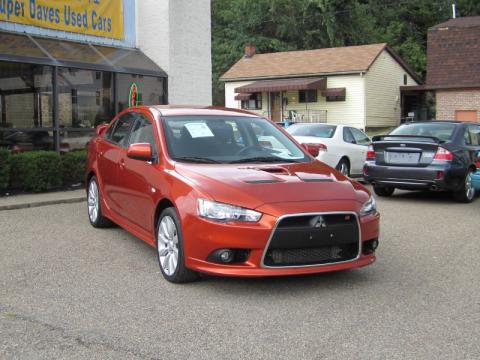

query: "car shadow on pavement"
left=196, top=268, right=376, bottom=296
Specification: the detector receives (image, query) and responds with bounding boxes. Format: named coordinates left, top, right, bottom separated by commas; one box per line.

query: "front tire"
left=156, top=207, right=198, bottom=283
left=453, top=170, right=475, bottom=203
left=87, top=176, right=113, bottom=228
left=373, top=185, right=395, bottom=197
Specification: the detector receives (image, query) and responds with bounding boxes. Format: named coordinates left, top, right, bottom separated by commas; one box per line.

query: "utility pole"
left=452, top=3, right=456, bottom=19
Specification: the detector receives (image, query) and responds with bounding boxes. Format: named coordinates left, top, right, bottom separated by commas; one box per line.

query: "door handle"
left=119, top=159, right=125, bottom=170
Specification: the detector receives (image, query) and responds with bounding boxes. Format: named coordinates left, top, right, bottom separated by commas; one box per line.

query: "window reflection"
left=58, top=68, right=113, bottom=128
left=0, top=62, right=53, bottom=151
left=0, top=61, right=166, bottom=153
left=117, top=74, right=166, bottom=112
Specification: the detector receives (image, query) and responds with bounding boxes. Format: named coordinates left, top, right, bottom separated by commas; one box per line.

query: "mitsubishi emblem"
left=313, top=216, right=326, bottom=228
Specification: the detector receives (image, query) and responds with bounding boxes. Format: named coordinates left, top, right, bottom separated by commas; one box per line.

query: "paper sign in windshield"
left=184, top=123, right=214, bottom=138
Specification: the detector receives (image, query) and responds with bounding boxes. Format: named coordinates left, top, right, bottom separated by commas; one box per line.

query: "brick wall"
left=436, top=89, right=480, bottom=121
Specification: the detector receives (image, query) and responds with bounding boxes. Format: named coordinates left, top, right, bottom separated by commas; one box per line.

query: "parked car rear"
left=286, top=123, right=370, bottom=177
left=363, top=121, right=480, bottom=202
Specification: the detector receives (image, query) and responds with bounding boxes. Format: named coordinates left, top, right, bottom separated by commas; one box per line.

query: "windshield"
left=287, top=124, right=336, bottom=138
left=162, top=116, right=310, bottom=164
left=389, top=123, right=456, bottom=142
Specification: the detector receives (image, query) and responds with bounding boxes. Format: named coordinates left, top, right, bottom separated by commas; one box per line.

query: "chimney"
left=244, top=43, right=256, bottom=58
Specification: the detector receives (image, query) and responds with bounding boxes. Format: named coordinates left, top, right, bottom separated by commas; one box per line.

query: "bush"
left=61, top=150, right=87, bottom=185
left=0, top=149, right=10, bottom=191
left=10, top=151, right=62, bottom=192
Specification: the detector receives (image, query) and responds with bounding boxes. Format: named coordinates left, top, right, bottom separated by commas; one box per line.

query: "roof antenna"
left=452, top=3, right=456, bottom=19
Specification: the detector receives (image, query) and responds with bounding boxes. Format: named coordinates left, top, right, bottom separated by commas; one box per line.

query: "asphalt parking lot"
left=1, top=189, right=480, bottom=360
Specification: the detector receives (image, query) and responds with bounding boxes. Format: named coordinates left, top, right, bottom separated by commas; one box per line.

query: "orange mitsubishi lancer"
left=86, top=106, right=380, bottom=283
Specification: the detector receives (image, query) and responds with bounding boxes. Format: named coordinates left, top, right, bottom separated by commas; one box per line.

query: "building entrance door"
left=270, top=92, right=282, bottom=122
left=455, top=110, right=478, bottom=122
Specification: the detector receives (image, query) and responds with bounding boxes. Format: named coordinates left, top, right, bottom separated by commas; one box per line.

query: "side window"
left=466, top=125, right=480, bottom=146
left=108, top=113, right=135, bottom=148
left=350, top=128, right=370, bottom=146
left=129, top=113, right=159, bottom=159
left=343, top=127, right=355, bottom=144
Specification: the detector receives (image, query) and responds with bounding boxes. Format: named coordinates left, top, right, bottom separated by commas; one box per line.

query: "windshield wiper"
left=229, top=156, right=296, bottom=164
left=174, top=156, right=221, bottom=164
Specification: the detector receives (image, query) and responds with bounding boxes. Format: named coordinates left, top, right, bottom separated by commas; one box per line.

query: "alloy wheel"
left=466, top=172, right=475, bottom=200
left=88, top=180, right=99, bottom=223
left=338, top=162, right=349, bottom=176
left=157, top=216, right=179, bottom=276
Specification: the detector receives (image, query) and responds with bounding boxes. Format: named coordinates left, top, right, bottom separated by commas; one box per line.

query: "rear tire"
left=156, top=207, right=199, bottom=283
left=336, top=158, right=350, bottom=177
left=453, top=170, right=475, bottom=203
left=373, top=185, right=395, bottom=197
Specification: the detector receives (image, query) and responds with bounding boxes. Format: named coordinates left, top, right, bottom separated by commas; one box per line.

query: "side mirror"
left=96, top=124, right=109, bottom=137
left=127, top=143, right=153, bottom=161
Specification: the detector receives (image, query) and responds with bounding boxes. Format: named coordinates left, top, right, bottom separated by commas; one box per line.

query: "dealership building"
left=0, top=0, right=212, bottom=152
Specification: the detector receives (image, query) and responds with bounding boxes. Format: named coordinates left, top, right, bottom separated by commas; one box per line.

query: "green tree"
left=212, top=0, right=480, bottom=105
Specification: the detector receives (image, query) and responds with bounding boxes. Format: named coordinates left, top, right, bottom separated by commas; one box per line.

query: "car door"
left=463, top=124, right=480, bottom=167
left=341, top=127, right=366, bottom=175
left=97, top=113, right=136, bottom=216
left=349, top=127, right=370, bottom=174
left=116, top=111, right=160, bottom=234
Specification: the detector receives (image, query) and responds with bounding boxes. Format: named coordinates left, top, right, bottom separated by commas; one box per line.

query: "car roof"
left=143, top=105, right=260, bottom=118
left=401, top=121, right=466, bottom=125
left=289, top=122, right=338, bottom=126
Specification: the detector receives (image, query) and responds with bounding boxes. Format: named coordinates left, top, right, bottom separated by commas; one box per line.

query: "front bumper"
left=182, top=201, right=380, bottom=277
left=363, top=161, right=463, bottom=191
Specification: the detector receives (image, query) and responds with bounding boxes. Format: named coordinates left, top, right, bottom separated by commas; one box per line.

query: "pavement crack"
left=0, top=306, right=160, bottom=360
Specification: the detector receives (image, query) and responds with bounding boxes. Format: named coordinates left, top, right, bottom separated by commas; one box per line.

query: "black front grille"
left=263, top=213, right=360, bottom=267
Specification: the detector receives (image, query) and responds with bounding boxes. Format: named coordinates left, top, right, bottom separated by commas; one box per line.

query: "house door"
left=270, top=92, right=282, bottom=122
left=455, top=110, right=478, bottom=122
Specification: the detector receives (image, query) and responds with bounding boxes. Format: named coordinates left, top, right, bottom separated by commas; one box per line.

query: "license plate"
left=387, top=152, right=420, bottom=164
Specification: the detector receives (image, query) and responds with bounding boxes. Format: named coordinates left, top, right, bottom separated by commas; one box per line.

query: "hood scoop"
left=295, top=171, right=334, bottom=183
left=244, top=179, right=282, bottom=184
left=255, top=166, right=291, bottom=175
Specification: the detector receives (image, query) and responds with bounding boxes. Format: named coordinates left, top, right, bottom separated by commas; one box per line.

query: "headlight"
left=360, top=196, right=376, bottom=216
left=197, top=199, right=262, bottom=222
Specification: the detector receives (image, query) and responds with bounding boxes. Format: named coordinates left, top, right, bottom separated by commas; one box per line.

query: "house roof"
left=426, top=16, right=480, bottom=88
left=221, top=43, right=421, bottom=83
left=430, top=16, right=480, bottom=30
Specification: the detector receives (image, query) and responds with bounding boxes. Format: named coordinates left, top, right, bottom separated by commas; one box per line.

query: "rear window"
left=389, top=123, right=456, bottom=141
left=287, top=124, right=336, bottom=138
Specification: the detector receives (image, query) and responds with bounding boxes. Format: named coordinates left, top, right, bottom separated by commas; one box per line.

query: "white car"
left=286, top=123, right=371, bottom=177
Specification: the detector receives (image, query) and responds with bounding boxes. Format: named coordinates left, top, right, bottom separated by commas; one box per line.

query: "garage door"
left=455, top=110, right=478, bottom=122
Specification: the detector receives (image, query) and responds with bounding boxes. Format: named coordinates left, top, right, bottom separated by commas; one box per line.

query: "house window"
left=299, top=90, right=317, bottom=103
left=241, top=93, right=262, bottom=110
left=326, top=95, right=346, bottom=102
left=403, top=74, right=408, bottom=85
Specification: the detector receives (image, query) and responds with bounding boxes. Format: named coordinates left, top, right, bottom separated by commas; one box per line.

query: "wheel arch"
left=337, top=156, right=351, bottom=168
left=153, top=197, right=177, bottom=231
left=86, top=171, right=96, bottom=192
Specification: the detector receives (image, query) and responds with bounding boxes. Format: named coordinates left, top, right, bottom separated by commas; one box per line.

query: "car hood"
left=174, top=161, right=368, bottom=211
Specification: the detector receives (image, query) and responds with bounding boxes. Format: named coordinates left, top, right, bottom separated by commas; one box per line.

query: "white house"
left=221, top=43, right=421, bottom=131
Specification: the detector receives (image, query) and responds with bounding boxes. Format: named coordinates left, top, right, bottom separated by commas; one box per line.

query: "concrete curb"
left=0, top=196, right=86, bottom=211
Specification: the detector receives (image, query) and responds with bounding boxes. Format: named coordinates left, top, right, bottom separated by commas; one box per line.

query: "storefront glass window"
left=117, top=74, right=166, bottom=112
left=57, top=68, right=113, bottom=151
left=0, top=62, right=54, bottom=151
